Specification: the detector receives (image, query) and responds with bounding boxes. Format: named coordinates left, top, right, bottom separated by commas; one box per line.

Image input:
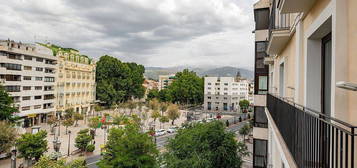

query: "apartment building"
left=158, top=74, right=175, bottom=90
left=252, top=0, right=357, bottom=167
left=203, top=77, right=250, bottom=112
left=0, top=40, right=57, bottom=127
left=51, top=46, right=96, bottom=117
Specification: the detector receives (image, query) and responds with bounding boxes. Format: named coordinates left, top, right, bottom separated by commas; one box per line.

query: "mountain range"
left=144, top=66, right=253, bottom=80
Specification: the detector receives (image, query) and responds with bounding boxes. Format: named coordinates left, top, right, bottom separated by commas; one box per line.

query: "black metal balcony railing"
left=269, top=0, right=292, bottom=40
left=267, top=94, right=356, bottom=168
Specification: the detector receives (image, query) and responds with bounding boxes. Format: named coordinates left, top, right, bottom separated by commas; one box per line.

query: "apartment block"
left=0, top=40, right=57, bottom=127
left=158, top=74, right=175, bottom=90
left=53, top=47, right=96, bottom=117
left=252, top=0, right=357, bottom=167
left=203, top=77, right=251, bottom=112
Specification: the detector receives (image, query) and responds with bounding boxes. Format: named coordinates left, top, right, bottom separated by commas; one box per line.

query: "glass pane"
left=259, top=76, right=268, bottom=90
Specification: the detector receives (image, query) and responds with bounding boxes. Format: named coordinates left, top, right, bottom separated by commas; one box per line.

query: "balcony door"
left=321, top=33, right=331, bottom=116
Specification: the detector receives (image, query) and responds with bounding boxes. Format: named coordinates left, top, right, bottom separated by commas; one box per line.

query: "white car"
left=167, top=126, right=179, bottom=133
left=155, top=129, right=166, bottom=136
left=206, top=118, right=215, bottom=122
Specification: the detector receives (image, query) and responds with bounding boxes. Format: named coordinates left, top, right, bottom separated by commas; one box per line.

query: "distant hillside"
left=198, top=66, right=253, bottom=79
left=144, top=66, right=253, bottom=80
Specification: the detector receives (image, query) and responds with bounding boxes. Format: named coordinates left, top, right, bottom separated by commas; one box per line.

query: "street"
left=85, top=120, right=250, bottom=168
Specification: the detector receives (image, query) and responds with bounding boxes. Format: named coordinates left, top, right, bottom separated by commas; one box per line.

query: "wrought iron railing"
left=269, top=0, right=292, bottom=41
left=267, top=94, right=356, bottom=168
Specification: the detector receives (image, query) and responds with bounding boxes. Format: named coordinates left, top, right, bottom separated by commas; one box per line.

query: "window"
left=0, top=63, right=21, bottom=71
left=224, top=83, right=228, bottom=86
left=24, top=56, right=32, bottom=60
left=34, top=105, right=42, bottom=109
left=208, top=87, right=211, bottom=90
left=23, top=86, right=31, bottom=90
left=258, top=76, right=268, bottom=94
left=45, top=77, right=55, bottom=82
left=35, top=77, right=43, bottom=81
left=21, top=106, right=31, bottom=111
left=254, top=106, right=268, bottom=128
left=224, top=88, right=228, bottom=90
left=208, top=83, right=211, bottom=85
left=35, top=86, right=42, bottom=90
left=253, top=139, right=268, bottom=167
left=36, top=58, right=43, bottom=62
left=224, top=93, right=228, bottom=95
left=215, top=83, right=219, bottom=86
left=24, top=66, right=32, bottom=70
left=4, top=86, right=20, bottom=92
left=36, top=67, right=43, bottom=71
left=23, top=76, right=31, bottom=80
left=22, top=96, right=31, bottom=100
left=224, top=97, right=227, bottom=100
left=208, top=96, right=211, bottom=99
left=34, top=95, right=42, bottom=100
left=254, top=8, right=269, bottom=30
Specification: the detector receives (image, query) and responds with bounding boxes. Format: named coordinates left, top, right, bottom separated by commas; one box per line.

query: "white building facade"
left=203, top=77, right=251, bottom=112
left=0, top=40, right=57, bottom=127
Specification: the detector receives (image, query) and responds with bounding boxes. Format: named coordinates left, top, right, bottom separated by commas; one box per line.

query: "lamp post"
left=10, top=147, right=16, bottom=168
left=67, top=130, right=71, bottom=156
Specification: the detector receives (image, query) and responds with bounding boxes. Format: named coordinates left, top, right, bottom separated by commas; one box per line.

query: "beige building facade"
left=253, top=0, right=357, bottom=167
left=54, top=48, right=96, bottom=117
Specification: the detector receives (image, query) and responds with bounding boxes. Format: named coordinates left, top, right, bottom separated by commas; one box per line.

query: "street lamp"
left=10, top=147, right=16, bottom=168
left=67, top=130, right=71, bottom=156
left=53, top=138, right=61, bottom=152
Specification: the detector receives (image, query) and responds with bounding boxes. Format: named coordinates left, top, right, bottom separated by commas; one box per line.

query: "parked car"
left=167, top=126, right=179, bottom=133
left=206, top=118, right=215, bottom=122
left=155, top=129, right=166, bottom=136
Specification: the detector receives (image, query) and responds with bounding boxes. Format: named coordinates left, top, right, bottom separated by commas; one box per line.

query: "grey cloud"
left=0, top=0, right=256, bottom=69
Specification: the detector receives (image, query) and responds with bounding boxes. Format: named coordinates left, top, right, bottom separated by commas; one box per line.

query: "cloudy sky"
left=0, top=0, right=256, bottom=70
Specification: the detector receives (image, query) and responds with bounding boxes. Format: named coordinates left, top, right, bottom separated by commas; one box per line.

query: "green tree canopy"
left=0, top=121, right=17, bottom=153
left=16, top=130, right=48, bottom=161
left=146, top=89, right=159, bottom=101
left=168, top=69, right=204, bottom=105
left=98, top=124, right=159, bottom=168
left=0, top=84, right=18, bottom=122
left=96, top=55, right=145, bottom=106
left=239, top=99, right=250, bottom=110
left=75, top=129, right=92, bottom=152
left=161, top=121, right=245, bottom=168
left=33, top=156, right=87, bottom=168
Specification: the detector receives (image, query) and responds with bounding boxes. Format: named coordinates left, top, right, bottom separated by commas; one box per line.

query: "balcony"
left=267, top=94, right=356, bottom=168
left=266, top=0, right=294, bottom=55
left=278, top=0, right=317, bottom=14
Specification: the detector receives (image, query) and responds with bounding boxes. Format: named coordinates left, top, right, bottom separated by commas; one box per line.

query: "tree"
left=97, top=124, right=158, bottom=168
left=239, top=99, right=250, bottom=112
left=161, top=121, right=244, bottom=168
left=0, top=84, right=18, bottom=122
left=16, top=130, right=47, bottom=164
left=33, top=156, right=87, bottom=168
left=167, top=104, right=180, bottom=125
left=96, top=55, right=145, bottom=106
left=75, top=129, right=92, bottom=152
left=151, top=110, right=161, bottom=127
left=147, top=89, right=159, bottom=101
left=168, top=69, right=204, bottom=105
left=159, top=116, right=169, bottom=129
left=0, top=121, right=17, bottom=153
left=73, top=113, right=84, bottom=127
left=64, top=108, right=74, bottom=119
left=148, top=99, right=160, bottom=111
left=158, top=89, right=172, bottom=102
left=239, top=124, right=251, bottom=141
left=88, top=117, right=101, bottom=136
left=62, top=118, right=74, bottom=134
